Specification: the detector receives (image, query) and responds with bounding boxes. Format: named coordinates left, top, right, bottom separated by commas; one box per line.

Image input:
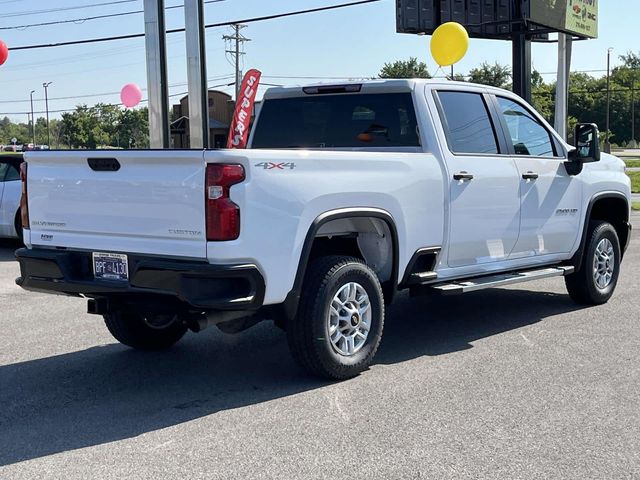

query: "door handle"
left=453, top=171, right=474, bottom=181
left=522, top=171, right=539, bottom=180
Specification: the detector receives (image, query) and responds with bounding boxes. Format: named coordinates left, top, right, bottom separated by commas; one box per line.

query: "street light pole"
left=29, top=90, right=36, bottom=145
left=42, top=81, right=52, bottom=147
left=605, top=48, right=613, bottom=153
left=632, top=69, right=636, bottom=144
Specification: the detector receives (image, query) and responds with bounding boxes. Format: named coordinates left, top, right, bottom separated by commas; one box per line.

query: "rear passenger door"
left=492, top=95, right=582, bottom=257
left=434, top=89, right=521, bottom=268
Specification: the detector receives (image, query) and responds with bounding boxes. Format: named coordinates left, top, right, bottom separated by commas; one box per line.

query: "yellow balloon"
left=430, top=22, right=469, bottom=67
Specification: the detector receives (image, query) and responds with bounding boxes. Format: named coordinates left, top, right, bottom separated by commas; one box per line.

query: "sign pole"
left=512, top=31, right=532, bottom=103
left=184, top=0, right=209, bottom=149
left=144, top=0, right=171, bottom=149
left=555, top=33, right=572, bottom=140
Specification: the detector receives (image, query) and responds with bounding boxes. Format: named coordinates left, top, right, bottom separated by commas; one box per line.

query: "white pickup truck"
left=16, top=80, right=632, bottom=379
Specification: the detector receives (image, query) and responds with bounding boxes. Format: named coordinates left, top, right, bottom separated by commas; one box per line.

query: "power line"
left=4, top=69, right=629, bottom=106
left=0, top=81, right=236, bottom=116
left=9, top=0, right=384, bottom=51
left=0, top=44, right=228, bottom=83
left=0, top=75, right=235, bottom=104
left=0, top=0, right=227, bottom=31
left=3, top=0, right=140, bottom=18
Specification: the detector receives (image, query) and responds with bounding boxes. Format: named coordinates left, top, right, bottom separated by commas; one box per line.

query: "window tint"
left=251, top=93, right=420, bottom=148
left=0, top=162, right=9, bottom=182
left=497, top=97, right=555, bottom=157
left=437, top=91, right=498, bottom=154
left=4, top=163, right=20, bottom=181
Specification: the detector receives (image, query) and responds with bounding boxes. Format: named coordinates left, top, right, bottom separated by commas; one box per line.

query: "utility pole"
left=42, top=81, right=52, bottom=147
left=29, top=90, right=35, bottom=145
left=223, top=24, right=250, bottom=100
left=605, top=48, right=613, bottom=153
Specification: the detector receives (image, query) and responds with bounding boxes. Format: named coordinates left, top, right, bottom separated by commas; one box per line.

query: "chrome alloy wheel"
left=327, top=282, right=372, bottom=356
left=593, top=238, right=615, bottom=290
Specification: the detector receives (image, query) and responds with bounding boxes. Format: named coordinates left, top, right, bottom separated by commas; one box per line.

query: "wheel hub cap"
left=593, top=238, right=615, bottom=290
left=327, top=282, right=372, bottom=356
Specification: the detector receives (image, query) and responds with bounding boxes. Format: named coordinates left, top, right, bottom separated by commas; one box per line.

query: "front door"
left=435, top=90, right=521, bottom=268
left=493, top=96, right=582, bottom=257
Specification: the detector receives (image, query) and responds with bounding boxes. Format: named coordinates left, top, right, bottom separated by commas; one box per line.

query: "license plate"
left=93, top=252, right=129, bottom=281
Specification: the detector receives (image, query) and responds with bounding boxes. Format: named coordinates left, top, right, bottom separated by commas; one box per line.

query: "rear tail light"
left=20, top=163, right=29, bottom=230
left=205, top=164, right=245, bottom=241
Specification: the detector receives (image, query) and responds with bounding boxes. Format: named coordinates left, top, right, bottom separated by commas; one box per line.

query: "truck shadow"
left=0, top=288, right=582, bottom=466
left=0, top=242, right=20, bottom=262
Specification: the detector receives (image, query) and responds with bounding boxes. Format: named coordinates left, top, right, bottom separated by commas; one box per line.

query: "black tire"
left=565, top=220, right=621, bottom=305
left=103, top=310, right=188, bottom=350
left=287, top=255, right=384, bottom=380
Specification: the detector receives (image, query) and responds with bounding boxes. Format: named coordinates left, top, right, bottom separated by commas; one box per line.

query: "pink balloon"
left=120, top=83, right=142, bottom=108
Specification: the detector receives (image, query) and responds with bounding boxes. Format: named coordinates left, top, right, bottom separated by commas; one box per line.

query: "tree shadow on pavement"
left=0, top=288, right=583, bottom=466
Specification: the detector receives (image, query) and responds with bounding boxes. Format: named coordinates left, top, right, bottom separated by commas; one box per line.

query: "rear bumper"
left=15, top=248, right=265, bottom=311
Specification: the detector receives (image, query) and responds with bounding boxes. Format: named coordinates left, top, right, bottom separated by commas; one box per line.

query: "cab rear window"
left=251, top=93, right=420, bottom=149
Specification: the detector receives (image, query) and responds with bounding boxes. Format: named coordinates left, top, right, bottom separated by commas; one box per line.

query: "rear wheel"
left=286, top=255, right=384, bottom=380
left=103, top=310, right=187, bottom=350
left=565, top=220, right=621, bottom=305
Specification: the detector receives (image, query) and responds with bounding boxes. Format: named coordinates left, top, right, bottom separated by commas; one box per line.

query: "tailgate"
left=25, top=150, right=207, bottom=259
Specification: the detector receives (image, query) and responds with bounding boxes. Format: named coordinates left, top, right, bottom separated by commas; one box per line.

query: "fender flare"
left=570, top=191, right=629, bottom=269
left=282, top=207, right=399, bottom=320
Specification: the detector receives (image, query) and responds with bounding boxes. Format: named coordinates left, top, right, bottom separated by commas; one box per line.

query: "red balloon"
left=0, top=40, right=8, bottom=66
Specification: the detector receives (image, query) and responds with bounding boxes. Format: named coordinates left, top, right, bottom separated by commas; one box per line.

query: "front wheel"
left=565, top=220, right=621, bottom=305
left=287, top=256, right=384, bottom=380
left=103, top=310, right=188, bottom=350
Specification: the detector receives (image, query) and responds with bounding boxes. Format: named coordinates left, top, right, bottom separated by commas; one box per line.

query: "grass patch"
left=628, top=171, right=640, bottom=193
left=625, top=159, right=640, bottom=168
left=633, top=202, right=640, bottom=211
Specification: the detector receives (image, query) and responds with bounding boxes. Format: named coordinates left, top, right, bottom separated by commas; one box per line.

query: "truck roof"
left=262, top=78, right=511, bottom=100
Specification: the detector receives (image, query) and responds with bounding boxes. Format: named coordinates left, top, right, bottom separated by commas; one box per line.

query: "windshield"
left=251, top=92, right=420, bottom=149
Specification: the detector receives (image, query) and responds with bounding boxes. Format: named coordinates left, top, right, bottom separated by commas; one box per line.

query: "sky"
left=0, top=0, right=637, bottom=123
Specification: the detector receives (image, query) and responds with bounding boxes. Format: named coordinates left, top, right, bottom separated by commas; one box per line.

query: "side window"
left=5, top=163, right=20, bottom=182
left=251, top=93, right=420, bottom=148
left=0, top=162, right=9, bottom=182
left=497, top=97, right=555, bottom=157
left=437, top=91, right=499, bottom=154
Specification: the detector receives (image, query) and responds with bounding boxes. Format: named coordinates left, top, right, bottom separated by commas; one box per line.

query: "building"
left=170, top=90, right=235, bottom=149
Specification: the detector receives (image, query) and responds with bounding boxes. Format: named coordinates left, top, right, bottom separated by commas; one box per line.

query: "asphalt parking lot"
left=1, top=216, right=639, bottom=480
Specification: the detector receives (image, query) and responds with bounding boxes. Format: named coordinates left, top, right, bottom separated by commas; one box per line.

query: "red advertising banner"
left=227, top=69, right=262, bottom=149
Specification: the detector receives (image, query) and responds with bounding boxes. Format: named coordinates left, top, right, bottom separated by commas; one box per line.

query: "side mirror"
left=569, top=123, right=600, bottom=163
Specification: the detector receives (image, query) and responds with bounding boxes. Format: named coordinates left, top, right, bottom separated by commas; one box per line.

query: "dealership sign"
left=397, top=0, right=598, bottom=40
left=530, top=0, right=598, bottom=38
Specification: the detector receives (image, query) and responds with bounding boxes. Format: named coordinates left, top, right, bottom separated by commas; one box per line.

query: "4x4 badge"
left=254, top=162, right=296, bottom=170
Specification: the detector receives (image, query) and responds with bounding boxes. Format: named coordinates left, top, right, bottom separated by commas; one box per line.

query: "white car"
left=16, top=80, right=633, bottom=379
left=0, top=154, right=22, bottom=240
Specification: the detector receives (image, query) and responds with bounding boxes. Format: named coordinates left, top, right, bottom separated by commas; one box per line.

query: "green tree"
left=379, top=57, right=431, bottom=79
left=0, top=117, right=30, bottom=145
left=531, top=70, right=554, bottom=122
left=468, top=62, right=511, bottom=89
left=619, top=51, right=640, bottom=69
left=117, top=107, right=150, bottom=148
left=59, top=104, right=149, bottom=149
